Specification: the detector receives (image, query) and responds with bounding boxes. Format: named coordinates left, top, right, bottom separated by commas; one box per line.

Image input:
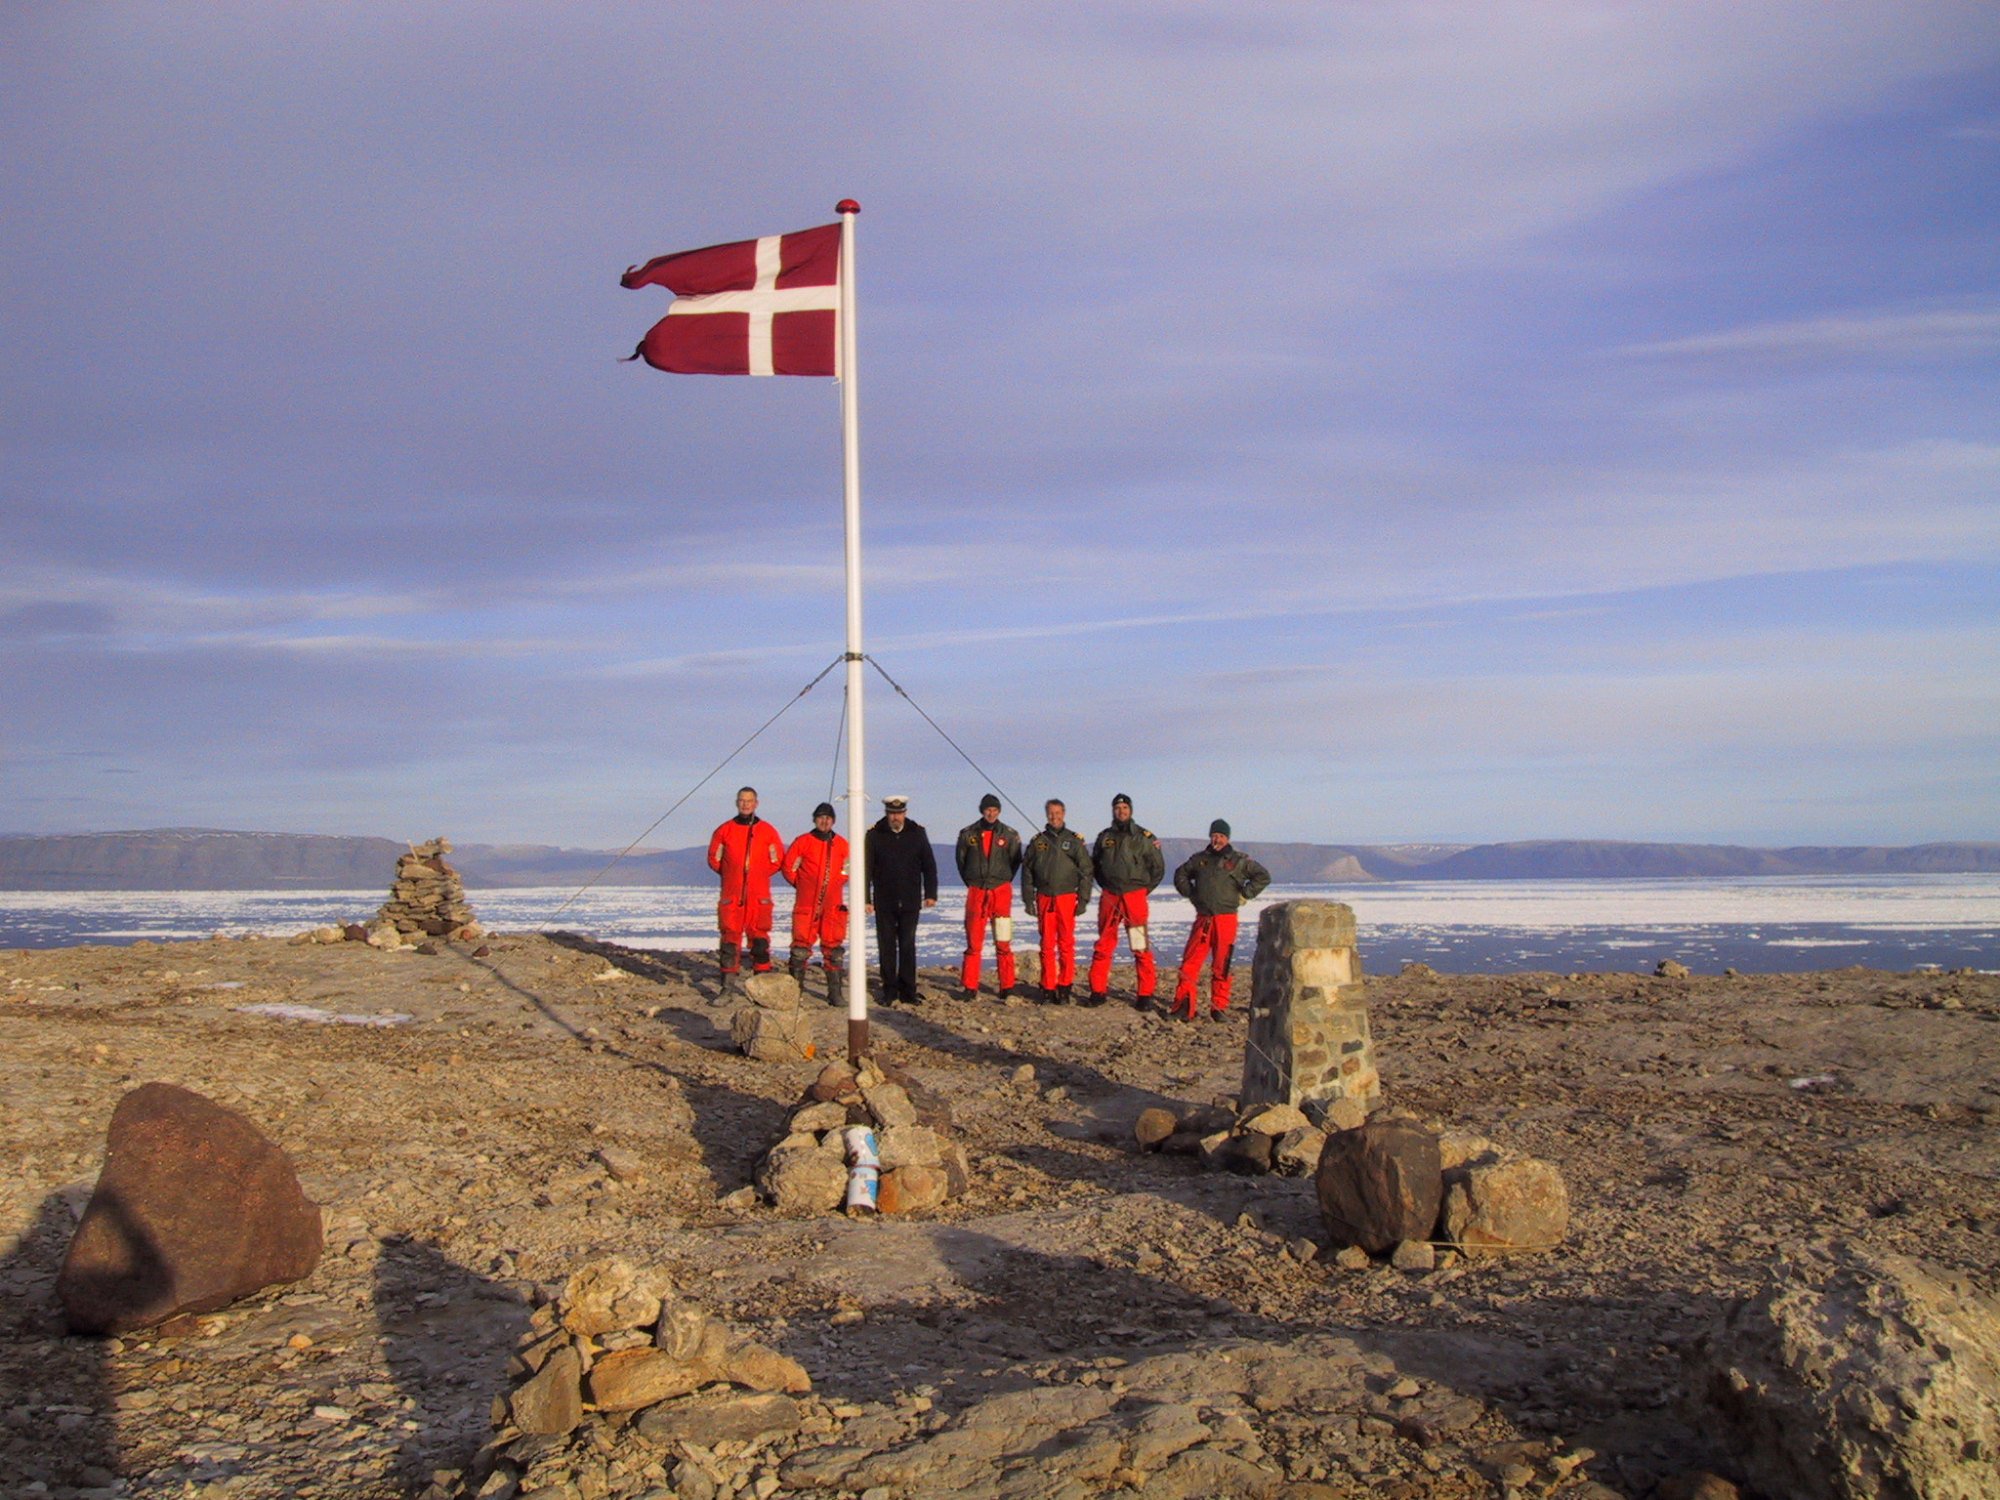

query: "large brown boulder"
left=57, top=1083, right=322, bottom=1334
left=1313, top=1117, right=1442, bottom=1255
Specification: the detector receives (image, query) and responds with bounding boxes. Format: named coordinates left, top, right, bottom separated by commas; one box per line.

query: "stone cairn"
left=1241, top=899, right=1380, bottom=1121
left=461, top=1257, right=809, bottom=1499
left=1133, top=900, right=1568, bottom=1268
left=754, top=1055, right=970, bottom=1216
left=376, top=836, right=480, bottom=938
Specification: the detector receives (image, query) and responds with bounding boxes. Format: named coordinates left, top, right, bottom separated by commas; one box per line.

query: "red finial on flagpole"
left=837, top=199, right=860, bottom=215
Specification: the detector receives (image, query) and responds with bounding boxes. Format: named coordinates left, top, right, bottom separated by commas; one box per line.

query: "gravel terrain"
left=2, top=933, right=1996, bottom=1499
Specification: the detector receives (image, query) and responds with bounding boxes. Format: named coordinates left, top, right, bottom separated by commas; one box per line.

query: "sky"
left=4, top=2, right=1998, bottom=850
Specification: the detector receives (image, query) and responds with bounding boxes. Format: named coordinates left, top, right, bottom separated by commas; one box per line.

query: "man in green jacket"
left=1021, top=798, right=1093, bottom=1003
left=1169, top=820, right=1271, bottom=1021
left=954, top=793, right=1023, bottom=1000
left=1086, top=792, right=1165, bottom=1009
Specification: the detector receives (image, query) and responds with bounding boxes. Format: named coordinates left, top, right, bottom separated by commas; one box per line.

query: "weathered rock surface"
left=1272, top=1124, right=1327, bottom=1177
left=56, top=1082, right=322, bottom=1334
left=754, top=1139, right=847, bottom=1214
left=511, top=1345, right=584, bottom=1435
left=1133, top=1106, right=1179, bottom=1148
left=730, top=1002, right=815, bottom=1062
left=1440, top=1156, right=1570, bottom=1254
left=1239, top=1102, right=1311, bottom=1137
left=586, top=1346, right=708, bottom=1409
left=633, top=1392, right=804, bottom=1448
left=742, top=970, right=801, bottom=1009
left=559, top=1257, right=672, bottom=1337
left=1314, top=1116, right=1442, bottom=1254
left=878, top=1164, right=948, bottom=1214
left=1690, top=1243, right=2000, bottom=1500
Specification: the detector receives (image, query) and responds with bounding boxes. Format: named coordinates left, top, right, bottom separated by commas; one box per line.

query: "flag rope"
left=864, top=656, right=1034, bottom=829
left=541, top=655, right=845, bottom=925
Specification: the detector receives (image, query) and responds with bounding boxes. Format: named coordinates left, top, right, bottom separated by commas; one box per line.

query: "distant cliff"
left=1, top=828, right=1994, bottom=890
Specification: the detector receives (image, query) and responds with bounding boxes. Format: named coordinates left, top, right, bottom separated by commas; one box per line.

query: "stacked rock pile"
left=452, top=1257, right=810, bottom=1498
left=1316, top=1112, right=1569, bottom=1267
left=1134, top=1101, right=1568, bottom=1264
left=754, top=1055, right=970, bottom=1216
left=728, top=972, right=817, bottom=1062
left=377, top=836, right=480, bottom=938
left=1132, top=1096, right=1358, bottom=1180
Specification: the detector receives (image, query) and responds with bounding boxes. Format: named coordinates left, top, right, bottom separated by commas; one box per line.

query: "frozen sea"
left=2, top=875, right=1996, bottom=974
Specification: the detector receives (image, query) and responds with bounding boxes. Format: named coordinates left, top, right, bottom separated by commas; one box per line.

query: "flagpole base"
left=847, top=1018, right=869, bottom=1065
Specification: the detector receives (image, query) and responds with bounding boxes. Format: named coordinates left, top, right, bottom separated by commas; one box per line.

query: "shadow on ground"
left=375, top=1234, right=534, bottom=1492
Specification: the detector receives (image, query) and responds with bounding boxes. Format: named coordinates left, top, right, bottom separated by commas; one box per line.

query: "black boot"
left=1084, top=990, right=1108, bottom=1007
left=748, top=935, right=772, bottom=972
left=825, top=967, right=845, bottom=1009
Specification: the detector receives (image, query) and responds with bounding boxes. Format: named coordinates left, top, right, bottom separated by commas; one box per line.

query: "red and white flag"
left=621, top=223, right=840, bottom=377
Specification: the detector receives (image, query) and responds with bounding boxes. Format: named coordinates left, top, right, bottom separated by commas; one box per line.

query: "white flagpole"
left=836, top=199, right=869, bottom=1063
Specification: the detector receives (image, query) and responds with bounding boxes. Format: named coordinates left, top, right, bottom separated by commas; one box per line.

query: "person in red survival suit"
left=1169, top=818, right=1272, bottom=1021
left=954, top=793, right=1023, bottom=1000
left=1021, top=798, right=1093, bottom=1003
left=707, top=785, right=786, bottom=993
left=1086, top=792, right=1166, bottom=1010
left=782, top=801, right=849, bottom=1008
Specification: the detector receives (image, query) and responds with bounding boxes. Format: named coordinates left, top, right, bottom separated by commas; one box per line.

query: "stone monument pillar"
left=1240, top=900, right=1380, bottom=1123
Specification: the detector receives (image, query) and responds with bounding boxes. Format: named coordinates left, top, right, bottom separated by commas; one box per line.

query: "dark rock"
left=342, top=923, right=368, bottom=942
left=809, top=1062, right=859, bottom=1102
left=1218, top=1132, right=1274, bottom=1175
left=1314, top=1116, right=1443, bottom=1255
left=57, top=1083, right=323, bottom=1334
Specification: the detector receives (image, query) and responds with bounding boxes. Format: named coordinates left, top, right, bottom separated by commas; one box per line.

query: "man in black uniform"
left=864, top=795, right=938, bottom=1006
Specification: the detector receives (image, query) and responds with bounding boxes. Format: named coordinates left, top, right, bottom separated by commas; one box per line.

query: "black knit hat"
left=1209, top=818, right=1231, bottom=838
left=813, top=802, right=836, bottom=821
left=1112, top=792, right=1132, bottom=809
left=979, top=793, right=1001, bottom=812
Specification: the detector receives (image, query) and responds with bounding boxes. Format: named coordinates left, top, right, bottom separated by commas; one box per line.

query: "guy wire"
left=865, top=655, right=1033, bottom=827
left=543, top=655, right=844, bottom=924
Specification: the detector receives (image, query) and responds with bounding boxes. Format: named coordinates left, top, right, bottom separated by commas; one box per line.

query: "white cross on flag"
left=621, top=223, right=840, bottom=376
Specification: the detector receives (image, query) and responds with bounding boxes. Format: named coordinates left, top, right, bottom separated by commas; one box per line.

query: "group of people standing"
left=708, top=788, right=1271, bottom=1021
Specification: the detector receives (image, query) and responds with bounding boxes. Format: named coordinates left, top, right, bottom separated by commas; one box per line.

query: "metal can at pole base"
left=993, top=915, right=1013, bottom=944
left=845, top=1164, right=879, bottom=1213
left=843, top=1125, right=880, bottom=1169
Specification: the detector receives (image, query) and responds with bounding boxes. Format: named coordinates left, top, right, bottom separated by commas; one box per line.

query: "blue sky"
left=3, top=3, right=1997, bottom=848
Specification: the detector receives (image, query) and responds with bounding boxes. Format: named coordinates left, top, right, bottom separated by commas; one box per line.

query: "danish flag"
left=621, top=223, right=840, bottom=377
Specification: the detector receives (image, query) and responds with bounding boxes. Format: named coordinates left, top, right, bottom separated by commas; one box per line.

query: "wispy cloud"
left=1621, top=304, right=2000, bottom=361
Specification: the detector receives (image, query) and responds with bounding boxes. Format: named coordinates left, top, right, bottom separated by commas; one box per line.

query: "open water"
left=2, top=875, right=1996, bottom=974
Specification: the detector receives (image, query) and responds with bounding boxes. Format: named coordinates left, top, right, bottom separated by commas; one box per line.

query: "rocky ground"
left=2, top=933, right=1996, bottom=1500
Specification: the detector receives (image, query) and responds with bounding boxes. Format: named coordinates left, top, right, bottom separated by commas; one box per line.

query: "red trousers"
left=718, top=886, right=776, bottom=974
left=1036, top=892, right=1079, bottom=988
left=1088, top=890, right=1156, bottom=997
left=1173, top=911, right=1238, bottom=1014
left=960, top=884, right=1017, bottom=991
left=789, top=897, right=848, bottom=967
